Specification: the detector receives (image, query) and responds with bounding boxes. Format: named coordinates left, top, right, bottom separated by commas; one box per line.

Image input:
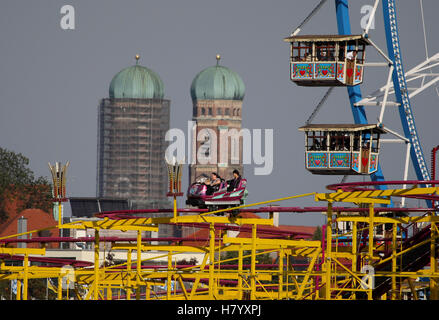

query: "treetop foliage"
left=0, top=147, right=52, bottom=222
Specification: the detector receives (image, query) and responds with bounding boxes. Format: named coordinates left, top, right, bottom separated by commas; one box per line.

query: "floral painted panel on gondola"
left=352, top=152, right=360, bottom=173
left=337, top=235, right=351, bottom=247
left=354, top=65, right=363, bottom=84
left=315, top=63, right=335, bottom=79
left=330, top=153, right=351, bottom=168
left=336, top=63, right=345, bottom=82
left=307, top=152, right=328, bottom=168
left=292, top=63, right=313, bottom=79
left=369, top=154, right=378, bottom=173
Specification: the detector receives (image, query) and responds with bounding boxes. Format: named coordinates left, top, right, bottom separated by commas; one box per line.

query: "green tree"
left=312, top=226, right=323, bottom=241
left=0, top=147, right=52, bottom=222
left=0, top=279, right=58, bottom=300
left=0, top=280, right=11, bottom=300
left=28, top=278, right=57, bottom=300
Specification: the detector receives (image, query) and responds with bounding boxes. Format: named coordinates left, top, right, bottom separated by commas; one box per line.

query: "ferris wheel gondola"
left=298, top=124, right=385, bottom=175
left=284, top=34, right=369, bottom=86
left=288, top=0, right=435, bottom=207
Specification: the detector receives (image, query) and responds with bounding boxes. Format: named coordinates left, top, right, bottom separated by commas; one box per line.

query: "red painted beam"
left=0, top=236, right=221, bottom=244
left=0, top=254, right=93, bottom=267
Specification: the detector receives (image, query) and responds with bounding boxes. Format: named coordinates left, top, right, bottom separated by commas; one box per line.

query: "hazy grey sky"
left=1, top=1, right=438, bottom=226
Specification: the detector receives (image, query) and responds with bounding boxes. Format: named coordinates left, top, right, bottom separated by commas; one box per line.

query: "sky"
left=0, top=0, right=438, bottom=226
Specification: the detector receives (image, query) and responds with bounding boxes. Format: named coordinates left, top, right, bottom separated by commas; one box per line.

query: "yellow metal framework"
left=0, top=185, right=438, bottom=300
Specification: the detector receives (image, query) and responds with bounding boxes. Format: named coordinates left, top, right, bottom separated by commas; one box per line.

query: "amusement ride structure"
left=0, top=0, right=438, bottom=300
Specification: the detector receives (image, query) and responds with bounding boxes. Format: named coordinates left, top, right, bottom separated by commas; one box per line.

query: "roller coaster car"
left=186, top=174, right=247, bottom=216
left=299, top=124, right=385, bottom=175
left=283, top=34, right=370, bottom=86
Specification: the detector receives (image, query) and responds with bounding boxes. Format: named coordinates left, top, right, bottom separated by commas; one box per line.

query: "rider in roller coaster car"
left=205, top=172, right=223, bottom=195
left=227, top=169, right=242, bottom=192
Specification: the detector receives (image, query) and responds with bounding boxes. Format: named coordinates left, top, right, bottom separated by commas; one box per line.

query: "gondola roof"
left=283, top=34, right=370, bottom=45
left=298, top=124, right=385, bottom=133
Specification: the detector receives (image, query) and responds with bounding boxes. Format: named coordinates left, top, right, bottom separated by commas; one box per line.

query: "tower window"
left=225, top=108, right=230, bottom=116
left=217, top=108, right=222, bottom=116
left=208, top=108, right=213, bottom=116
left=201, top=108, right=206, bottom=116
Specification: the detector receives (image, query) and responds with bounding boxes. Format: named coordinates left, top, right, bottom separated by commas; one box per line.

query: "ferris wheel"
left=285, top=0, right=438, bottom=207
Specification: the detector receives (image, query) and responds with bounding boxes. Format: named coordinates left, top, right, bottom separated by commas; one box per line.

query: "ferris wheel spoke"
left=382, top=0, right=430, bottom=184
left=335, top=0, right=387, bottom=190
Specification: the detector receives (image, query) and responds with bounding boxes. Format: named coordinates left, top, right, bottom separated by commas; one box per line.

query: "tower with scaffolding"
left=96, top=55, right=170, bottom=210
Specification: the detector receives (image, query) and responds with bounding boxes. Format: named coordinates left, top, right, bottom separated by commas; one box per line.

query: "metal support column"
left=136, top=230, right=142, bottom=300
left=127, top=249, right=132, bottom=300
left=209, top=223, right=215, bottom=300
left=93, top=228, right=100, bottom=300
left=23, top=254, right=28, bottom=300
left=392, top=223, right=397, bottom=300
left=250, top=224, right=257, bottom=300
left=325, top=202, right=333, bottom=299
left=431, top=218, right=437, bottom=299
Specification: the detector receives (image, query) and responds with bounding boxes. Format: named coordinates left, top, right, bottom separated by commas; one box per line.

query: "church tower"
left=189, top=55, right=245, bottom=183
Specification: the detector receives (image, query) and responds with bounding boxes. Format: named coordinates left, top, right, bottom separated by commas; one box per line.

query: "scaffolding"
left=97, top=98, right=170, bottom=208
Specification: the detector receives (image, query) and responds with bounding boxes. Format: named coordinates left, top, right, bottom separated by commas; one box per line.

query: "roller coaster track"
left=371, top=224, right=438, bottom=299
left=327, top=180, right=439, bottom=299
